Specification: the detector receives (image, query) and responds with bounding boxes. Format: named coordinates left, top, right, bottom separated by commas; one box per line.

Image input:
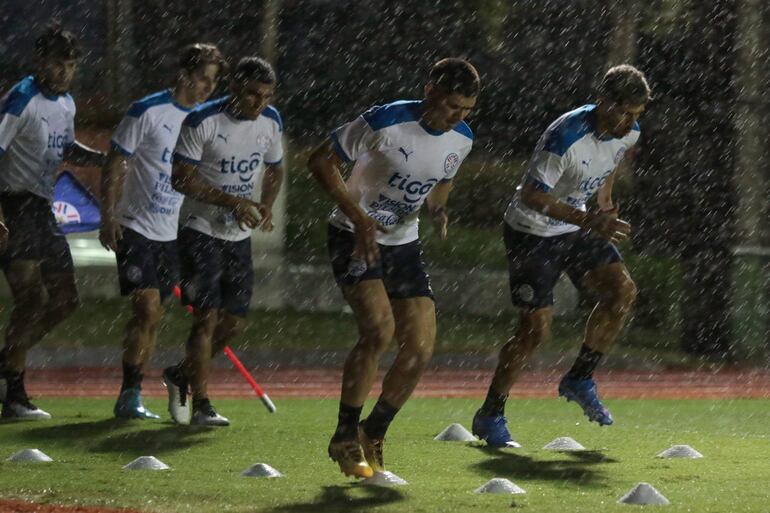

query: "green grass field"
left=1, top=398, right=768, bottom=512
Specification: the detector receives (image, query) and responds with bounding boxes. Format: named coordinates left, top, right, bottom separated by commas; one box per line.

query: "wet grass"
left=0, top=398, right=768, bottom=512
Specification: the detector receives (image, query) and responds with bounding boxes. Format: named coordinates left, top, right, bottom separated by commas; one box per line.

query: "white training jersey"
left=329, top=100, right=473, bottom=246
left=111, top=89, right=192, bottom=241
left=0, top=75, right=75, bottom=200
left=173, top=96, right=283, bottom=242
left=504, top=104, right=640, bottom=237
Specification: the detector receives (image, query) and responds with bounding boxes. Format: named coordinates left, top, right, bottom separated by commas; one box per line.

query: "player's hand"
left=430, top=205, right=449, bottom=240
left=585, top=205, right=631, bottom=243
left=233, top=198, right=268, bottom=231
left=256, top=205, right=274, bottom=233
left=352, top=214, right=389, bottom=266
left=0, top=221, right=8, bottom=254
left=99, top=217, right=123, bottom=252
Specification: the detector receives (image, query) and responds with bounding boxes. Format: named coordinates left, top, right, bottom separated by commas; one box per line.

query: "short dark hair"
left=232, top=57, right=276, bottom=85
left=35, top=21, right=81, bottom=60
left=178, top=43, right=227, bottom=76
left=598, top=64, right=651, bottom=105
left=429, top=58, right=480, bottom=97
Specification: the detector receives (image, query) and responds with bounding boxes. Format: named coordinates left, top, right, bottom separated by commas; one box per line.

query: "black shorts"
left=116, top=227, right=179, bottom=302
left=178, top=227, right=253, bottom=317
left=504, top=222, right=622, bottom=309
left=0, top=192, right=74, bottom=275
left=327, top=224, right=434, bottom=300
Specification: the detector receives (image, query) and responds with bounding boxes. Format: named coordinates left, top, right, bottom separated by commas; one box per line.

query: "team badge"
left=444, top=152, right=460, bottom=175
left=516, top=284, right=535, bottom=303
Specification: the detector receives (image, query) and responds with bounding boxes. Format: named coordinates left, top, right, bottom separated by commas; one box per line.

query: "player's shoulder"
left=451, top=120, right=473, bottom=141
left=126, top=89, right=175, bottom=118
left=260, top=104, right=283, bottom=132
left=361, top=100, right=420, bottom=132
left=1, top=75, right=39, bottom=116
left=541, top=104, right=595, bottom=156
left=182, top=96, right=229, bottom=128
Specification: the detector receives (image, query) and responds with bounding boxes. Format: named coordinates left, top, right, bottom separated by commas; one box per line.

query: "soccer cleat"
left=558, top=376, right=614, bottom=426
left=190, top=399, right=230, bottom=426
left=1, top=397, right=51, bottom=420
left=162, top=366, right=190, bottom=424
left=328, top=439, right=374, bottom=479
left=358, top=424, right=385, bottom=473
left=472, top=409, right=520, bottom=448
left=113, top=387, right=160, bottom=420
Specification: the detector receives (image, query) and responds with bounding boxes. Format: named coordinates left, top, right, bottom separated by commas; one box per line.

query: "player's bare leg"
left=210, top=310, right=245, bottom=357
left=359, top=296, right=436, bottom=472
left=329, top=279, right=394, bottom=478
left=559, top=262, right=636, bottom=425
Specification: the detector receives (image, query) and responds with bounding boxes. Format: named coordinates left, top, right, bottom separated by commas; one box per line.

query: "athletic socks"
left=331, top=402, right=363, bottom=443
left=567, top=344, right=604, bottom=380
left=362, top=397, right=399, bottom=439
left=5, top=371, right=26, bottom=401
left=479, top=387, right=508, bottom=417
left=121, top=361, right=143, bottom=392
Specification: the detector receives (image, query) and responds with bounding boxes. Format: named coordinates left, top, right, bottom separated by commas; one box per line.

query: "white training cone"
left=122, top=456, right=170, bottom=471
left=241, top=463, right=283, bottom=477
left=657, top=445, right=703, bottom=459
left=434, top=423, right=477, bottom=442
left=361, top=471, right=408, bottom=486
left=618, top=482, right=670, bottom=505
left=6, top=449, right=53, bottom=462
left=543, top=437, right=586, bottom=451
left=474, top=478, right=526, bottom=494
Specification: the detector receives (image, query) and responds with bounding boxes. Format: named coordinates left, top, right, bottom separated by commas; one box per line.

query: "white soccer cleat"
left=162, top=367, right=190, bottom=424
left=190, top=400, right=230, bottom=426
left=2, top=399, right=52, bottom=420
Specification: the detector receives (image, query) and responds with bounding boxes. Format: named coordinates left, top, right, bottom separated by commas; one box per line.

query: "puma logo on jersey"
left=581, top=159, right=591, bottom=167
left=40, top=116, right=49, bottom=125
left=162, top=124, right=172, bottom=133
left=398, top=147, right=413, bottom=161
left=217, top=134, right=230, bottom=143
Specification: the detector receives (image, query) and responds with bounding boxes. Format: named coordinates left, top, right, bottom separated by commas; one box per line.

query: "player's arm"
left=425, top=179, right=453, bottom=240
left=171, top=160, right=264, bottom=229
left=98, top=149, right=129, bottom=251
left=596, top=171, right=616, bottom=211
left=521, top=182, right=630, bottom=243
left=257, top=162, right=284, bottom=233
left=63, top=140, right=107, bottom=168
left=307, top=139, right=386, bottom=265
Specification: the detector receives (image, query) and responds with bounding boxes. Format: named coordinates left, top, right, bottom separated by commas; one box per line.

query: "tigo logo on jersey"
left=444, top=152, right=460, bottom=175
left=387, top=172, right=438, bottom=203
left=219, top=152, right=262, bottom=182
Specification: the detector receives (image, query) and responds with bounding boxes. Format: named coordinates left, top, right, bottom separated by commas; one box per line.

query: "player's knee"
left=133, top=298, right=163, bottom=329
left=519, top=309, right=552, bottom=343
left=609, top=277, right=637, bottom=312
left=361, top=314, right=396, bottom=353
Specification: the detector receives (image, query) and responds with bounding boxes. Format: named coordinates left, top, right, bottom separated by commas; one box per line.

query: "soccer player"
left=472, top=64, right=650, bottom=447
left=0, top=23, right=106, bottom=419
left=99, top=44, right=226, bottom=420
left=307, top=58, right=480, bottom=478
left=162, top=56, right=284, bottom=426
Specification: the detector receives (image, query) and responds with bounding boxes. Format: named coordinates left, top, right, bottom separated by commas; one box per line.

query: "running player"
left=307, top=58, right=480, bottom=478
left=0, top=23, right=106, bottom=419
left=162, top=56, right=284, bottom=426
left=472, top=64, right=650, bottom=447
left=99, top=44, right=226, bottom=420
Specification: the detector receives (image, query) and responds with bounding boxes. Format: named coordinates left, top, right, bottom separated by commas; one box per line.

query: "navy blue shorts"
left=116, top=227, right=179, bottom=302
left=178, top=227, right=253, bottom=317
left=327, top=224, right=433, bottom=300
left=0, top=192, right=74, bottom=275
left=504, top=222, right=622, bottom=309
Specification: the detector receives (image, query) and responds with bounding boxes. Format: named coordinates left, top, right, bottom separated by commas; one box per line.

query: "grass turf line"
left=0, top=398, right=769, bottom=513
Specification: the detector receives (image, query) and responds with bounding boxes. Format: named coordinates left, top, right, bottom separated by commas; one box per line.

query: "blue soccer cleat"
left=472, top=409, right=521, bottom=448
left=558, top=376, right=613, bottom=426
left=114, top=387, right=160, bottom=420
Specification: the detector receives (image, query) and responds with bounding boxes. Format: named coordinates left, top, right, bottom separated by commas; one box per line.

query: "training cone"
left=656, top=445, right=703, bottom=459
left=6, top=449, right=53, bottom=462
left=122, top=456, right=170, bottom=471
left=618, top=482, right=670, bottom=505
left=474, top=478, right=526, bottom=494
left=361, top=471, right=408, bottom=486
left=543, top=437, right=586, bottom=451
left=241, top=463, right=283, bottom=477
left=434, top=423, right=477, bottom=442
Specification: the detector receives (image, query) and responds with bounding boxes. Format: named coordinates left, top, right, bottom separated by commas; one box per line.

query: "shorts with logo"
left=327, top=224, right=434, bottom=300
left=116, top=227, right=179, bottom=302
left=504, top=222, right=622, bottom=309
left=178, top=227, right=253, bottom=317
left=0, top=192, right=74, bottom=275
